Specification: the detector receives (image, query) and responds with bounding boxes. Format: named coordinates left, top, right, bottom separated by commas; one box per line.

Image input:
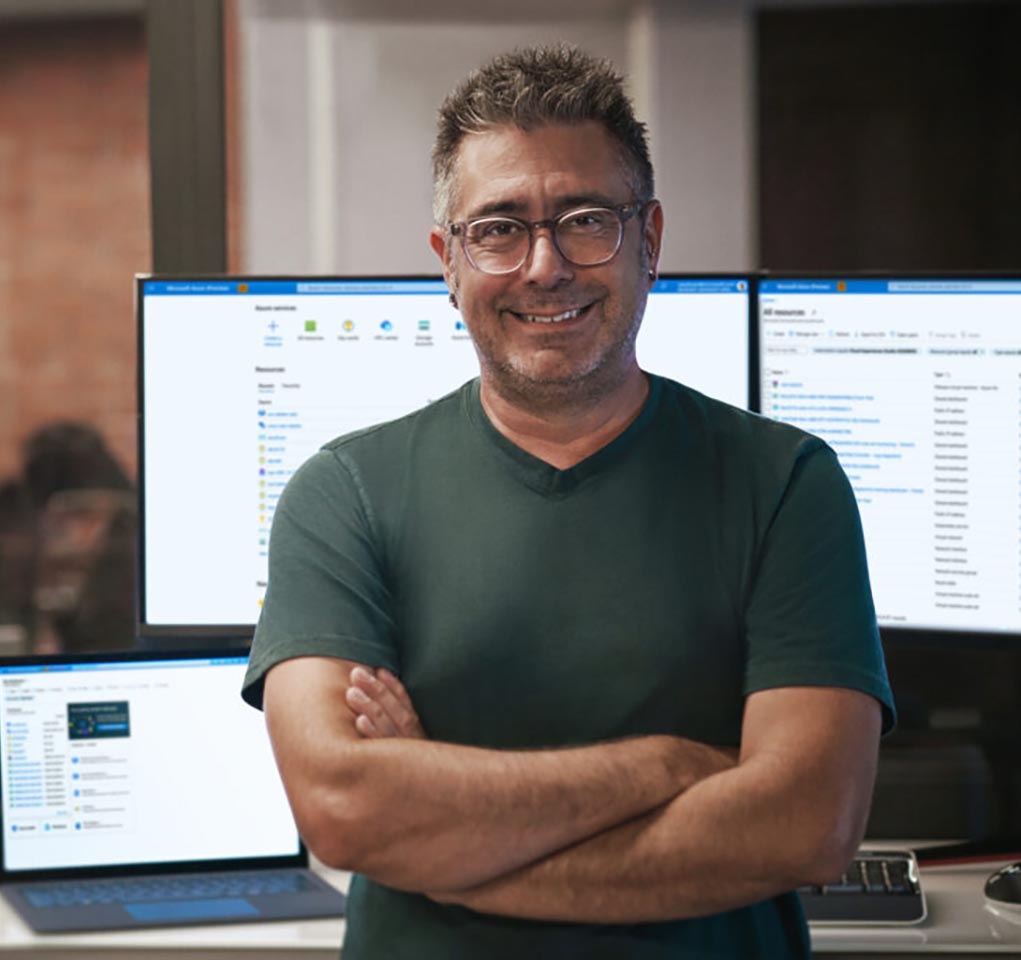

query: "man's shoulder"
left=278, top=381, right=474, bottom=506
left=654, top=375, right=827, bottom=461
left=321, top=380, right=474, bottom=459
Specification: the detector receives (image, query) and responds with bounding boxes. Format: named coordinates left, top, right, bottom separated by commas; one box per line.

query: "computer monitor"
left=137, top=274, right=752, bottom=637
left=758, top=275, right=1021, bottom=641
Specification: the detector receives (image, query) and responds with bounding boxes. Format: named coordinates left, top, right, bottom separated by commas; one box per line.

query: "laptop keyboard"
left=797, top=849, right=926, bottom=924
left=23, top=869, right=317, bottom=909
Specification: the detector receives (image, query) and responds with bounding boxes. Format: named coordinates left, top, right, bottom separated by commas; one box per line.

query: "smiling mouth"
left=510, top=303, right=592, bottom=324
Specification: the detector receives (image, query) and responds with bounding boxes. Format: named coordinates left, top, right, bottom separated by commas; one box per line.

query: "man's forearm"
left=431, top=752, right=796, bottom=922
left=433, top=689, right=880, bottom=924
left=265, top=656, right=736, bottom=894
left=308, top=733, right=735, bottom=893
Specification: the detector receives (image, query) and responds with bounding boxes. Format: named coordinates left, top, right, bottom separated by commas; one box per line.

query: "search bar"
left=888, top=281, right=1021, bottom=293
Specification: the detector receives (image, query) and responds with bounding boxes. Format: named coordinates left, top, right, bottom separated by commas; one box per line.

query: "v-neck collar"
left=464, top=375, right=662, bottom=497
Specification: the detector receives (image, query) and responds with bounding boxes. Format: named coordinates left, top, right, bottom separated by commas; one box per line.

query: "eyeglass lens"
left=463, top=208, right=624, bottom=274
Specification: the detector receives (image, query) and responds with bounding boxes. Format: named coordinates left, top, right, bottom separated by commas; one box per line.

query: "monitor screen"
left=758, top=276, right=1021, bottom=638
left=638, top=277, right=752, bottom=409
left=138, top=275, right=752, bottom=634
left=0, top=652, right=297, bottom=874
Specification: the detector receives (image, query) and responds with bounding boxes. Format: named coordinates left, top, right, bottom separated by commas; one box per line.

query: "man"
left=242, top=45, right=894, bottom=959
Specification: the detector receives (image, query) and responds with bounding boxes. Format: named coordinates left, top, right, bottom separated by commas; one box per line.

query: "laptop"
left=0, top=647, right=346, bottom=932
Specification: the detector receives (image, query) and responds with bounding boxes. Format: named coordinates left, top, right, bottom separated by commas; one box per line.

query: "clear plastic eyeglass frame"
left=448, top=202, right=644, bottom=275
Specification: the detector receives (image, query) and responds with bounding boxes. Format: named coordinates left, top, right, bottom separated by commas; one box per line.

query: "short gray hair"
left=432, top=45, right=654, bottom=224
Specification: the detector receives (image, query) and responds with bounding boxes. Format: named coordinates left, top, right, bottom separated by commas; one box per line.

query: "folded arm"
left=350, top=673, right=881, bottom=923
left=262, top=655, right=736, bottom=894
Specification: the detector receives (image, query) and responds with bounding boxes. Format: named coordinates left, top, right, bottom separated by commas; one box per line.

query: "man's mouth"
left=510, top=303, right=592, bottom=324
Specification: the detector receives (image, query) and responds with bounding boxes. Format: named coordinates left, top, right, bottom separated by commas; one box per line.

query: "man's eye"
left=471, top=219, right=525, bottom=241
left=561, top=209, right=613, bottom=231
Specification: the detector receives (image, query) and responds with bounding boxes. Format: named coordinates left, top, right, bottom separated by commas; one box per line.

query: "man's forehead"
left=448, top=121, right=633, bottom=219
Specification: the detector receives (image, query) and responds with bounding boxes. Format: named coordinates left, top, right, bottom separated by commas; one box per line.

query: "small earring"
left=648, top=270, right=655, bottom=281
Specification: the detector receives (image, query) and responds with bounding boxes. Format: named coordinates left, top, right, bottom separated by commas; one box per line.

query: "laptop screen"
left=0, top=652, right=299, bottom=875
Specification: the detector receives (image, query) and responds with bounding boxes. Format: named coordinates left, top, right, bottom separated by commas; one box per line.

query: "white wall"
left=239, top=0, right=755, bottom=275
left=639, top=0, right=755, bottom=271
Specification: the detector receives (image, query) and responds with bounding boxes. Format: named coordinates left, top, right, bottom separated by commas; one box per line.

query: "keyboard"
left=797, top=849, right=926, bottom=924
left=21, top=869, right=318, bottom=909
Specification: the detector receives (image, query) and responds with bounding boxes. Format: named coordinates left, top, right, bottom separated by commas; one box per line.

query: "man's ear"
left=643, top=200, right=664, bottom=284
left=430, top=226, right=452, bottom=273
left=430, top=226, right=459, bottom=308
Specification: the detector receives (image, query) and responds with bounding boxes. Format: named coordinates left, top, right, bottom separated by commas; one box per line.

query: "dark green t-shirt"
left=243, top=375, right=895, bottom=960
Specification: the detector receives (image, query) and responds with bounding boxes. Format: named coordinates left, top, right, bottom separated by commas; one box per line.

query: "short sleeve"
left=744, top=445, right=896, bottom=733
left=241, top=448, right=399, bottom=709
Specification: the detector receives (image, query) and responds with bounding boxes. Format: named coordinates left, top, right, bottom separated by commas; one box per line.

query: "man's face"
left=430, top=122, right=662, bottom=410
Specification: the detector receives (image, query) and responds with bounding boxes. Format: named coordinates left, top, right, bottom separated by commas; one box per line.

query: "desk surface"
left=2, top=860, right=1021, bottom=957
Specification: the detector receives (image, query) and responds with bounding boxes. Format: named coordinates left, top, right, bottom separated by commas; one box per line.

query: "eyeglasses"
left=448, top=202, right=645, bottom=276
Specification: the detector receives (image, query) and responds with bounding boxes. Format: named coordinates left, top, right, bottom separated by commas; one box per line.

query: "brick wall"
left=0, top=16, right=150, bottom=484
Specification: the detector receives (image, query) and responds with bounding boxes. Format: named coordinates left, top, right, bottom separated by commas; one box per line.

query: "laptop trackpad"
left=125, top=897, right=259, bottom=922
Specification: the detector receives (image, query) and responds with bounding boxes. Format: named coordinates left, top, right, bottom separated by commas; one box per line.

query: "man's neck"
left=479, top=367, right=650, bottom=471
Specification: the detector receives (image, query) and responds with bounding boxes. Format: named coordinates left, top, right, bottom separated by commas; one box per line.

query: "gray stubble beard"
left=454, top=248, right=652, bottom=419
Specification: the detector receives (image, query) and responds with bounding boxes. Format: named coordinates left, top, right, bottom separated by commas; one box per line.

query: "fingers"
left=345, top=666, right=426, bottom=740
left=345, top=680, right=397, bottom=737
left=377, top=668, right=415, bottom=710
left=353, top=712, right=378, bottom=738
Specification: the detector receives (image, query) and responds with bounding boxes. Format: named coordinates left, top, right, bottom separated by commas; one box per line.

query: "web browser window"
left=139, top=276, right=751, bottom=629
left=759, top=278, right=1021, bottom=634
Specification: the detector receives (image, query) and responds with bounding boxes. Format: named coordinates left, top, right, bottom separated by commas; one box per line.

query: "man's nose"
left=521, top=227, right=573, bottom=287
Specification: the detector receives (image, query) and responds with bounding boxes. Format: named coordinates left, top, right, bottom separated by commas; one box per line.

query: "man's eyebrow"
left=465, top=199, right=525, bottom=219
left=555, top=192, right=622, bottom=210
left=463, top=193, right=625, bottom=221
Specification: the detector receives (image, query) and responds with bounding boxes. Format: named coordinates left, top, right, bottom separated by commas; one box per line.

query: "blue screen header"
left=145, top=278, right=1021, bottom=297
left=652, top=278, right=749, bottom=295
left=760, top=279, right=1021, bottom=295
left=0, top=657, right=248, bottom=675
left=143, top=280, right=450, bottom=297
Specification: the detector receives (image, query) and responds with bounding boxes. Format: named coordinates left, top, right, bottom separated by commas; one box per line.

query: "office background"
left=0, top=0, right=1019, bottom=842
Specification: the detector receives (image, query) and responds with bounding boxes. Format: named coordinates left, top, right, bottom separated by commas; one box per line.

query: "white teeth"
left=519, top=307, right=583, bottom=324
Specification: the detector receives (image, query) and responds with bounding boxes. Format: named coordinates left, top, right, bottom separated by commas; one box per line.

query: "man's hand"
left=345, top=666, right=427, bottom=740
